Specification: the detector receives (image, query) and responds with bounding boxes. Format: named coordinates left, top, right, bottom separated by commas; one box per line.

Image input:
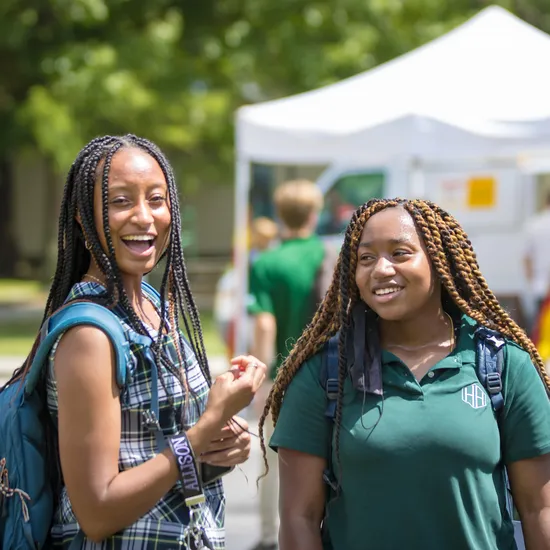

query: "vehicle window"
left=316, top=172, right=385, bottom=236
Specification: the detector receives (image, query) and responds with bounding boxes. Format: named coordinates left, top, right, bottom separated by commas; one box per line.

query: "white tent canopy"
left=236, top=5, right=550, bottom=165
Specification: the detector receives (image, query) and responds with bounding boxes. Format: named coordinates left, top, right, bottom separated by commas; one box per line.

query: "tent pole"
left=233, top=155, right=251, bottom=356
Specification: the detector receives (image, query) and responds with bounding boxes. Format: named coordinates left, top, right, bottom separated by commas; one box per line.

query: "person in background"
left=214, top=217, right=279, bottom=360
left=249, top=217, right=279, bottom=262
left=247, top=179, right=325, bottom=550
left=523, top=191, right=550, bottom=332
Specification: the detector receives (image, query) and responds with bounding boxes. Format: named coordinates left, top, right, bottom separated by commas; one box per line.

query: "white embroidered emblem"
left=461, top=383, right=488, bottom=409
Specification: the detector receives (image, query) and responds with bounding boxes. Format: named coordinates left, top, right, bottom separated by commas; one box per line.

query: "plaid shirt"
left=46, top=281, right=225, bottom=549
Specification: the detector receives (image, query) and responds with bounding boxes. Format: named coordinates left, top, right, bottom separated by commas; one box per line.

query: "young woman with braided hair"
left=264, top=198, right=550, bottom=550
left=6, top=135, right=267, bottom=548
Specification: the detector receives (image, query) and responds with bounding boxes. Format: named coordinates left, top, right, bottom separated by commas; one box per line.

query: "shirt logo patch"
left=461, top=383, right=488, bottom=409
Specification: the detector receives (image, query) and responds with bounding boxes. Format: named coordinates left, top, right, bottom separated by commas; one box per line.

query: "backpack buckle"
left=486, top=334, right=505, bottom=351
left=486, top=372, right=502, bottom=394
left=325, top=378, right=339, bottom=400
left=142, top=410, right=161, bottom=431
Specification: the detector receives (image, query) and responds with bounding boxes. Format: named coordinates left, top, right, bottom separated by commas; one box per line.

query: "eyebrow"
left=108, top=182, right=167, bottom=192
left=358, top=237, right=413, bottom=248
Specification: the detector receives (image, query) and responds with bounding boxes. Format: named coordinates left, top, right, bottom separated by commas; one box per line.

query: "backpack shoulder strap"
left=320, top=334, right=341, bottom=497
left=321, top=334, right=340, bottom=420
left=24, top=302, right=149, bottom=395
left=475, top=326, right=506, bottom=414
left=142, top=280, right=161, bottom=303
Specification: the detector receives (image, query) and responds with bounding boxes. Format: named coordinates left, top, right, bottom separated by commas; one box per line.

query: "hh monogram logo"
left=461, top=383, right=488, bottom=409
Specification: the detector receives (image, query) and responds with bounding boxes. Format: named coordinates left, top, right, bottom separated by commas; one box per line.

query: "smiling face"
left=354, top=206, right=440, bottom=321
left=93, top=147, right=171, bottom=278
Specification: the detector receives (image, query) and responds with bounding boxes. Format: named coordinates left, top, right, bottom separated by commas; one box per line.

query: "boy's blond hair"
left=274, top=179, right=323, bottom=230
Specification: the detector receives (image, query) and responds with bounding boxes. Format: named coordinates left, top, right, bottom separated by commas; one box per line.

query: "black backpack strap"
left=320, top=334, right=340, bottom=494
left=475, top=326, right=517, bottom=522
left=322, top=335, right=340, bottom=420
left=475, top=326, right=506, bottom=415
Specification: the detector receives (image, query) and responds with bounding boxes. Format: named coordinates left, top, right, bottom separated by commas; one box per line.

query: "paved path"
left=0, top=356, right=268, bottom=550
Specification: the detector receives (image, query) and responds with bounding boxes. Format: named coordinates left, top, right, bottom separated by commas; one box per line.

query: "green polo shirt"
left=270, top=315, right=550, bottom=549
left=248, top=235, right=325, bottom=379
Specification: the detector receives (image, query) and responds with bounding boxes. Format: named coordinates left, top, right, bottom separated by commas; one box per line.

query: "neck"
left=85, top=265, right=145, bottom=310
left=380, top=306, right=452, bottom=349
left=281, top=227, right=313, bottom=240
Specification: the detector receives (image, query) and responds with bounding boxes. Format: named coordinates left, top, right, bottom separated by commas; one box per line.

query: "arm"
left=508, top=455, right=550, bottom=549
left=251, top=311, right=276, bottom=367
left=250, top=312, right=276, bottom=416
left=278, top=448, right=326, bottom=550
left=55, top=326, right=225, bottom=541
left=523, top=225, right=534, bottom=283
left=524, top=255, right=534, bottom=283
left=55, top=328, right=265, bottom=542
left=500, top=350, right=550, bottom=549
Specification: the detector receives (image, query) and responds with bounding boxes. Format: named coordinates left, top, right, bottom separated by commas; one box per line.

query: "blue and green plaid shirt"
left=46, top=281, right=225, bottom=549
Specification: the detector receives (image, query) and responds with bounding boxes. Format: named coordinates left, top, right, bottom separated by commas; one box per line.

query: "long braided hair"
left=5, top=134, right=210, bottom=396
left=259, top=197, right=550, bottom=481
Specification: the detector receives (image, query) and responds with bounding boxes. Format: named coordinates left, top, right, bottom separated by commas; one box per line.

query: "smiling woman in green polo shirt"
left=260, top=198, right=550, bottom=550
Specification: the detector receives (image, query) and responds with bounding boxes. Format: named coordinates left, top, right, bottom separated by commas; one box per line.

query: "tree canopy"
left=1, top=0, right=549, bottom=187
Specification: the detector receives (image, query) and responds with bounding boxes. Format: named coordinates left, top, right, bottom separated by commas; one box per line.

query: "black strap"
left=475, top=326, right=506, bottom=415
left=167, top=433, right=205, bottom=507
left=321, top=335, right=340, bottom=495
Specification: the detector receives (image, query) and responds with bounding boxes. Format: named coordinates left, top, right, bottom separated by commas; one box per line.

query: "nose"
left=132, top=199, right=154, bottom=226
left=372, top=256, right=396, bottom=279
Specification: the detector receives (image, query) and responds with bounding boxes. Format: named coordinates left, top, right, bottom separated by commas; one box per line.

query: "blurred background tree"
left=2, top=0, right=549, bottom=187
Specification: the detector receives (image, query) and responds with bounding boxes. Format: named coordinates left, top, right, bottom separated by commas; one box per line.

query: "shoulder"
left=282, top=352, right=325, bottom=397
left=249, top=248, right=281, bottom=284
left=252, top=245, right=283, bottom=268
left=502, top=338, right=537, bottom=389
left=55, top=325, right=113, bottom=363
left=52, top=325, right=117, bottom=393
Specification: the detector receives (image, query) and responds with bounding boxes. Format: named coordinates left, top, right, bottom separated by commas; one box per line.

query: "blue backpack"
left=0, top=301, right=145, bottom=549
left=320, top=326, right=525, bottom=550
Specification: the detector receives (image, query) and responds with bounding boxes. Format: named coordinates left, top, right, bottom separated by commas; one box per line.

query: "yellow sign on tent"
left=467, top=177, right=496, bottom=208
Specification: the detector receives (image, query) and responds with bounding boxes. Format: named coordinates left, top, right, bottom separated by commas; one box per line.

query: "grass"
left=0, top=318, right=42, bottom=356
left=0, top=278, right=227, bottom=358
left=0, top=279, right=47, bottom=305
left=0, top=311, right=226, bottom=358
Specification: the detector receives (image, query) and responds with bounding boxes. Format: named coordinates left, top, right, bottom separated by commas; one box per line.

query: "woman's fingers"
left=201, top=435, right=238, bottom=454
left=230, top=355, right=267, bottom=375
left=201, top=445, right=250, bottom=466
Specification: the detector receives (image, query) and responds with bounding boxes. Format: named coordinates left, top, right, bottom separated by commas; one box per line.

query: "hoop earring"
left=85, top=240, right=91, bottom=251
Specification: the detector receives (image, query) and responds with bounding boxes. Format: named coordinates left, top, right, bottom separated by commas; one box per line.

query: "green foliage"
left=0, top=0, right=549, bottom=185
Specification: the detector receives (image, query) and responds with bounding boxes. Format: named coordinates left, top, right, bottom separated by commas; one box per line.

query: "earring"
left=85, top=240, right=91, bottom=251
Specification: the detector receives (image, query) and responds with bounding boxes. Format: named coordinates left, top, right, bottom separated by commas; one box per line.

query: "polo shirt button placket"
left=427, top=371, right=435, bottom=379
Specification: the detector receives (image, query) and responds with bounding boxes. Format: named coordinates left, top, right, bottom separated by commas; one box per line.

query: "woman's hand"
left=205, top=355, right=267, bottom=423
left=200, top=416, right=251, bottom=467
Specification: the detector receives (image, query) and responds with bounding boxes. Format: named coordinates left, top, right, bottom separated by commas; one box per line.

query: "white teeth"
left=374, top=287, right=402, bottom=296
left=122, top=235, right=154, bottom=241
